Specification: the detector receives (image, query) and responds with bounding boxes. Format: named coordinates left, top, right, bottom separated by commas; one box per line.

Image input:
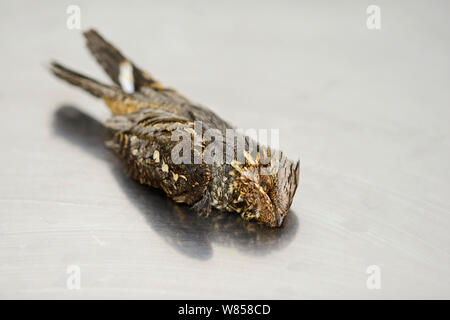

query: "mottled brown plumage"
left=50, top=29, right=299, bottom=227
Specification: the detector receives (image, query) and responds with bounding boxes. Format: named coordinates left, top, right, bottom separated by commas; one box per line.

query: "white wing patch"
left=119, top=60, right=135, bottom=93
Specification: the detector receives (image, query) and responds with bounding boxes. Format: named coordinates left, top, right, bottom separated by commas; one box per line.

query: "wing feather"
left=105, top=109, right=210, bottom=206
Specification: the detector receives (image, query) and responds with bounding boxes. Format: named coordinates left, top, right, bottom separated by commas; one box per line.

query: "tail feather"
left=50, top=30, right=191, bottom=115
left=83, top=29, right=191, bottom=104
left=83, top=29, right=127, bottom=87
left=50, top=61, right=151, bottom=115
left=83, top=29, right=160, bottom=91
left=50, top=62, right=117, bottom=98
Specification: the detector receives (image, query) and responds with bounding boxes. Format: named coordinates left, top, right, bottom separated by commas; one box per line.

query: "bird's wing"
left=105, top=109, right=211, bottom=206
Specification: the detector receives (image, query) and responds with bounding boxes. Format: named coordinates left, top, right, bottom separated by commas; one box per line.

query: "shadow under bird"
left=50, top=29, right=300, bottom=227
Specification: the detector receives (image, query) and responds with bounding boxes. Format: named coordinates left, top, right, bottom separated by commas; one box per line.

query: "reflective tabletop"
left=0, top=0, right=449, bottom=298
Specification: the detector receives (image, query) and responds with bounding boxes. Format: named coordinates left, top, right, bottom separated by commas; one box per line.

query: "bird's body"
left=50, top=29, right=299, bottom=227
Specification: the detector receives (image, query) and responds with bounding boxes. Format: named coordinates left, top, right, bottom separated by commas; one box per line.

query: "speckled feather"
left=50, top=29, right=299, bottom=227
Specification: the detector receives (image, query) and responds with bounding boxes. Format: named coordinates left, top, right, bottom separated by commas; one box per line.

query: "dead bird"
left=50, top=29, right=299, bottom=227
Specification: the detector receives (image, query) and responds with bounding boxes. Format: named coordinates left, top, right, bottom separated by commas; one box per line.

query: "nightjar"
left=50, top=29, right=299, bottom=227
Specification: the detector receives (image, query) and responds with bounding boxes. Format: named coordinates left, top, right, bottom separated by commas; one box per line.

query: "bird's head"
left=231, top=150, right=300, bottom=227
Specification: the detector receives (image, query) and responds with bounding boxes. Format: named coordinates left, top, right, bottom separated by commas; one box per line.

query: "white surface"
left=0, top=0, right=449, bottom=299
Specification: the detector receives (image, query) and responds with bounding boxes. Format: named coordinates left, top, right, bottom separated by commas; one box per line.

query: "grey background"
left=0, top=0, right=449, bottom=299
